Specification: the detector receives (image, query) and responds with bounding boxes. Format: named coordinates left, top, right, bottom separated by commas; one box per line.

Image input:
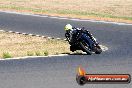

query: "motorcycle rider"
left=64, top=24, right=97, bottom=51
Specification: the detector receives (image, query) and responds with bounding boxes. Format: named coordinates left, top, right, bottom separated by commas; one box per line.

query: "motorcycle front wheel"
left=94, top=45, right=102, bottom=54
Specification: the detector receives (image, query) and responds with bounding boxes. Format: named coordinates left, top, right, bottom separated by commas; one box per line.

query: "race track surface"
left=0, top=12, right=132, bottom=88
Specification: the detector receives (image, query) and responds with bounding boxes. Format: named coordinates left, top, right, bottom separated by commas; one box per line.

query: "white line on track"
left=0, top=10, right=132, bottom=26
left=0, top=30, right=4, bottom=32
left=28, top=34, right=33, bottom=36
left=0, top=54, right=69, bottom=61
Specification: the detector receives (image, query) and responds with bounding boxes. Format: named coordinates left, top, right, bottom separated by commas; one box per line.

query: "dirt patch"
left=0, top=31, right=70, bottom=58
left=0, top=0, right=132, bottom=23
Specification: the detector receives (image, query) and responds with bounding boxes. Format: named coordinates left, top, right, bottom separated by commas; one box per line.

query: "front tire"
left=94, top=45, right=102, bottom=54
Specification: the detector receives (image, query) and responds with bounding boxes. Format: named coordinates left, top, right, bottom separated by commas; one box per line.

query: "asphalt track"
left=0, top=12, right=132, bottom=88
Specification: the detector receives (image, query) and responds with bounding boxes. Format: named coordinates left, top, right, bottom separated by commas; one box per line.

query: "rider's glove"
left=65, top=33, right=70, bottom=38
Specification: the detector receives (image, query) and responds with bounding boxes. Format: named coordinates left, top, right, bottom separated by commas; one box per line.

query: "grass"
left=43, top=51, right=49, bottom=56
left=0, top=30, right=70, bottom=58
left=27, top=51, right=34, bottom=56
left=35, top=51, right=41, bottom=56
left=2, top=52, right=12, bottom=58
left=0, top=0, right=132, bottom=23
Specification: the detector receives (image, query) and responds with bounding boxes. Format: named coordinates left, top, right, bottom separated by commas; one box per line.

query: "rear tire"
left=79, top=42, right=92, bottom=55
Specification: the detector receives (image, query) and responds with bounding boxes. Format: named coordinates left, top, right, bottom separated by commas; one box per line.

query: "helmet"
left=64, top=24, right=72, bottom=31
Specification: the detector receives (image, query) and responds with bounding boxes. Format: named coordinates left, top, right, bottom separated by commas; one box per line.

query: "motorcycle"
left=65, top=29, right=102, bottom=55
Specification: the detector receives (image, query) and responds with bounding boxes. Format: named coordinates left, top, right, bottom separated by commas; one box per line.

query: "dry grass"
left=0, top=0, right=132, bottom=23
left=0, top=31, right=70, bottom=58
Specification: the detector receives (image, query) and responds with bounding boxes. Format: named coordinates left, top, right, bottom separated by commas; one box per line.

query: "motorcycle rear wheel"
left=79, top=42, right=92, bottom=55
